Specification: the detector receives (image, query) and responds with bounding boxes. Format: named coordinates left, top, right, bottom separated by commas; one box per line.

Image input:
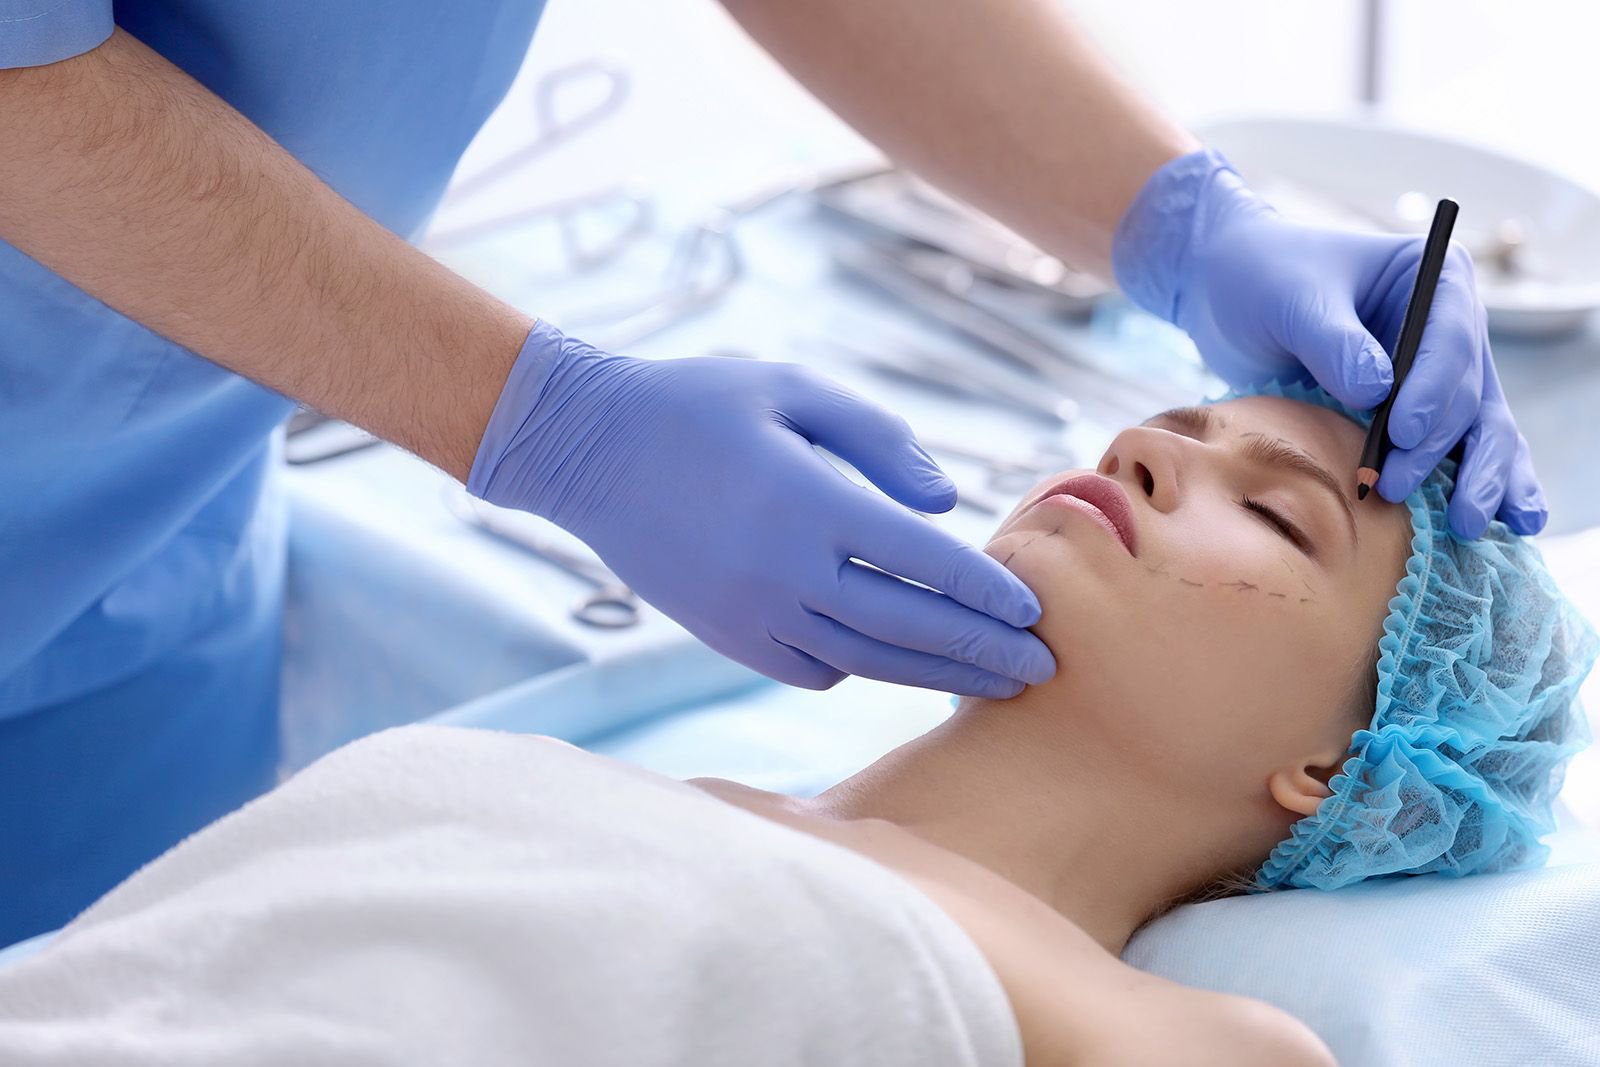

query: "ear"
left=1266, top=750, right=1344, bottom=818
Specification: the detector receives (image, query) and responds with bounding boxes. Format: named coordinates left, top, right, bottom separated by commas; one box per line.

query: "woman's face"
left=986, top=395, right=1415, bottom=791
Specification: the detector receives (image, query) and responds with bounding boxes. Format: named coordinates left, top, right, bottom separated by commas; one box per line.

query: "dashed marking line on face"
left=998, top=530, right=1060, bottom=567
left=1280, top=557, right=1317, bottom=595
left=1010, top=533, right=1316, bottom=605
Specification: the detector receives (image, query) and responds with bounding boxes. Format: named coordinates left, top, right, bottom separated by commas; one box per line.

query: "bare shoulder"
left=1193, top=993, right=1337, bottom=1067
left=884, top=881, right=1337, bottom=1067
left=1218, top=995, right=1338, bottom=1066
left=684, top=785, right=1338, bottom=1066
left=1072, top=979, right=1338, bottom=1067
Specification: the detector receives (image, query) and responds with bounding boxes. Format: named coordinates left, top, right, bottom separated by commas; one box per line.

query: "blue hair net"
left=1205, top=379, right=1600, bottom=892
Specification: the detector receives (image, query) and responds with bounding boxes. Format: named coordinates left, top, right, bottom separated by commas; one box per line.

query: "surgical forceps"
left=832, top=238, right=1191, bottom=421
left=802, top=333, right=1079, bottom=427
left=567, top=171, right=814, bottom=350
left=445, top=490, right=641, bottom=629
left=424, top=59, right=652, bottom=270
left=445, top=59, right=629, bottom=202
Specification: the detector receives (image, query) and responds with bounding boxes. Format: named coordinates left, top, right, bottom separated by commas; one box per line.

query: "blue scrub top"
left=0, top=0, right=546, bottom=942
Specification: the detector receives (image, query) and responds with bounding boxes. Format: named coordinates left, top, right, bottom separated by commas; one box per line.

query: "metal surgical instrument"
left=567, top=170, right=815, bottom=350
left=812, top=167, right=1108, bottom=312
left=802, top=334, right=1078, bottom=427
left=284, top=409, right=383, bottom=465
left=446, top=491, right=642, bottom=629
left=424, top=60, right=652, bottom=270
left=832, top=238, right=1191, bottom=421
left=442, top=58, right=632, bottom=204
left=423, top=185, right=652, bottom=270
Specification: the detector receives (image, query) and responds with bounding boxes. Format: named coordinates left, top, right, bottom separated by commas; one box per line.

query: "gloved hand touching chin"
left=469, top=321, right=1057, bottom=697
left=1113, top=148, right=1544, bottom=539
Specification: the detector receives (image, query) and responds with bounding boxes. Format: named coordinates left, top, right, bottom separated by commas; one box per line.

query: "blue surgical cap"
left=1205, top=379, right=1600, bottom=892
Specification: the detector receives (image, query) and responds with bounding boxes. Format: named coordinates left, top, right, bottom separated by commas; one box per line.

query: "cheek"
left=990, top=520, right=1335, bottom=661
left=1022, top=538, right=1354, bottom=758
left=1137, top=545, right=1342, bottom=687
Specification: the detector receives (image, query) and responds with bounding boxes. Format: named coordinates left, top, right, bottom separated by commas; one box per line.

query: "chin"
left=986, top=524, right=1131, bottom=661
left=986, top=502, right=1128, bottom=592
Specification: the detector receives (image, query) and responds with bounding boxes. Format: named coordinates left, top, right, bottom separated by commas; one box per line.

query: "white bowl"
left=1196, top=116, right=1600, bottom=338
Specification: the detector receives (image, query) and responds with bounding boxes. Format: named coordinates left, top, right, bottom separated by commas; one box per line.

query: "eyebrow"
left=1142, top=406, right=1359, bottom=547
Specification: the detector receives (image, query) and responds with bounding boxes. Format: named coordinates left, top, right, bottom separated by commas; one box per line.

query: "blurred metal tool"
left=1258, top=178, right=1532, bottom=281
left=424, top=185, right=653, bottom=270
left=570, top=217, right=743, bottom=349
left=813, top=167, right=1107, bottom=313
left=832, top=238, right=1183, bottom=421
left=803, top=334, right=1077, bottom=427
left=1391, top=193, right=1527, bottom=280
left=445, top=491, right=641, bottom=629
left=569, top=171, right=815, bottom=349
left=284, top=409, right=382, bottom=465
left=425, top=59, right=652, bottom=269
left=442, top=58, right=631, bottom=205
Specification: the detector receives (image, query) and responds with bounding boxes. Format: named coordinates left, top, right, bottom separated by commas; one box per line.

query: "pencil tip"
left=1357, top=483, right=1370, bottom=501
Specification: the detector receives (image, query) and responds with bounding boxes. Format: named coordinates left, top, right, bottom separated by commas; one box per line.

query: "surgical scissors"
left=567, top=170, right=814, bottom=349
left=832, top=238, right=1192, bottom=422
left=445, top=490, right=642, bottom=629
left=425, top=59, right=652, bottom=270
left=802, top=333, right=1078, bottom=427
left=442, top=58, right=631, bottom=204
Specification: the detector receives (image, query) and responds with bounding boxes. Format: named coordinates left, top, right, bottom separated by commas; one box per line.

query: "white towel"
left=0, top=725, right=1021, bottom=1067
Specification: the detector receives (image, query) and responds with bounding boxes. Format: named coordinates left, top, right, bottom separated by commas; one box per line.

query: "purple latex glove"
left=1113, top=148, right=1545, bottom=538
left=469, top=320, right=1057, bottom=696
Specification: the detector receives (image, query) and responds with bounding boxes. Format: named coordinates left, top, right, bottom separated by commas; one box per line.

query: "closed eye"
left=1241, top=495, right=1311, bottom=554
left=1144, top=406, right=1357, bottom=555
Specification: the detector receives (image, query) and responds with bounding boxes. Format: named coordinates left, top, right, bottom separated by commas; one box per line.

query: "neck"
left=811, top=691, right=1263, bottom=955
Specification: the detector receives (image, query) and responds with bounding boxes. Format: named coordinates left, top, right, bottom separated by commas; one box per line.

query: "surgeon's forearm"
left=0, top=28, right=531, bottom=481
left=718, top=0, right=1199, bottom=280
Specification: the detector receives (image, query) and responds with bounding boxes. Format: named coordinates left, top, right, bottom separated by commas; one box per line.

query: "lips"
left=1035, top=474, right=1138, bottom=556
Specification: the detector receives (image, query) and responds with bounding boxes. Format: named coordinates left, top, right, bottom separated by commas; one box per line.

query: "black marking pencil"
left=1356, top=197, right=1460, bottom=501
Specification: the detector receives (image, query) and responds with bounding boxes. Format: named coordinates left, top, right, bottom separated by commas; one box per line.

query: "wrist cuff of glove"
left=1111, top=147, right=1242, bottom=324
left=466, top=318, right=574, bottom=501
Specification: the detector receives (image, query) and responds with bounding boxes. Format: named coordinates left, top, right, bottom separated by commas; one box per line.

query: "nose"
left=1096, top=426, right=1182, bottom=514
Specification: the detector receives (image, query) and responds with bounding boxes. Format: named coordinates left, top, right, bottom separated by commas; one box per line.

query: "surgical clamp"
left=568, top=170, right=815, bottom=350
left=832, top=238, right=1191, bottom=421
left=801, top=334, right=1078, bottom=427
left=425, top=59, right=652, bottom=269
left=446, top=491, right=642, bottom=629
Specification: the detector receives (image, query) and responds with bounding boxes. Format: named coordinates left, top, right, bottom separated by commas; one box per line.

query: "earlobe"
left=1266, top=766, right=1334, bottom=817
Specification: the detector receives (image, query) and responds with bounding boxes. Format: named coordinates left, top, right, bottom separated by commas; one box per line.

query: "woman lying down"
left=2, top=383, right=1594, bottom=1066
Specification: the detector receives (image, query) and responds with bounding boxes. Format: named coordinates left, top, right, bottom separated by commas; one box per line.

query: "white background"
left=441, top=0, right=1600, bottom=226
